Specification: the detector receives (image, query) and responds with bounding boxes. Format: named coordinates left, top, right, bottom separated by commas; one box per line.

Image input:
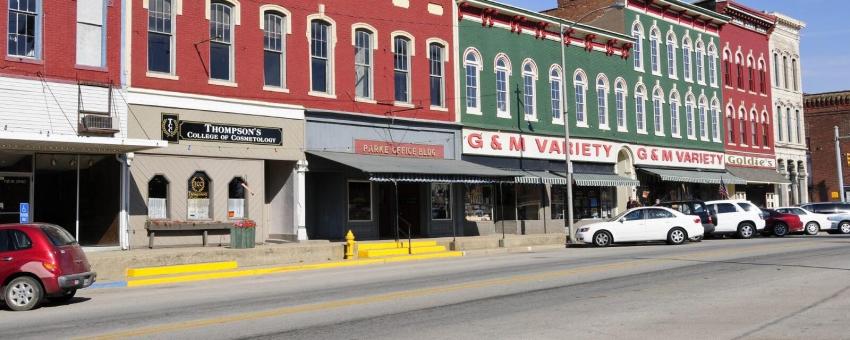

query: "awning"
left=639, top=167, right=747, bottom=185
left=572, top=173, right=640, bottom=187
left=513, top=170, right=570, bottom=185
left=306, top=151, right=515, bottom=183
left=726, top=167, right=791, bottom=184
left=0, top=131, right=167, bottom=153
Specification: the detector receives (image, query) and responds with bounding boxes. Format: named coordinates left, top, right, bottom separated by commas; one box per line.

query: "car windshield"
left=40, top=225, right=77, bottom=246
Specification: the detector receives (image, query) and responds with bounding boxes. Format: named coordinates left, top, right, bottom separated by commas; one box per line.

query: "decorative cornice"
left=804, top=91, right=850, bottom=109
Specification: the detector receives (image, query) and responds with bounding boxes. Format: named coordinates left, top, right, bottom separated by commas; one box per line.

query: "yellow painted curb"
left=126, top=261, right=238, bottom=278
left=383, top=251, right=463, bottom=262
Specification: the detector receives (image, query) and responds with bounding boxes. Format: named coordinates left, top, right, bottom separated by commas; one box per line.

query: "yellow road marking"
left=126, top=261, right=238, bottom=278
left=81, top=240, right=825, bottom=340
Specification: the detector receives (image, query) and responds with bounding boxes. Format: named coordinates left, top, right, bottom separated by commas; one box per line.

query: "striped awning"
left=726, top=166, right=791, bottom=184
left=639, top=167, right=747, bottom=185
left=369, top=174, right=501, bottom=183
left=513, top=170, right=570, bottom=185
left=572, top=173, right=640, bottom=187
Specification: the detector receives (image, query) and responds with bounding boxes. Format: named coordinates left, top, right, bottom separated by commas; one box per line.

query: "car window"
left=692, top=203, right=705, bottom=213
left=0, top=230, right=11, bottom=252
left=737, top=202, right=756, bottom=212
left=791, top=208, right=806, bottom=215
left=776, top=208, right=788, bottom=214
left=40, top=225, right=77, bottom=246
left=623, top=210, right=645, bottom=221
left=835, top=204, right=850, bottom=213
left=811, top=204, right=836, bottom=214
left=670, top=204, right=690, bottom=214
left=646, top=209, right=675, bottom=219
left=1, top=230, right=32, bottom=251
left=716, top=203, right=737, bottom=214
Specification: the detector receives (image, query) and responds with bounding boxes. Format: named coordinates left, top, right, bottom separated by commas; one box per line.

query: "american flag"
left=719, top=178, right=729, bottom=199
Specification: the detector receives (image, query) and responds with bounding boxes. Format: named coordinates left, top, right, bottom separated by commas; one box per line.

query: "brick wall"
left=805, top=96, right=850, bottom=201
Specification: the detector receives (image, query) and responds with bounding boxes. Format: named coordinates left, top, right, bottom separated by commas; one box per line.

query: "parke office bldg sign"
left=161, top=114, right=283, bottom=146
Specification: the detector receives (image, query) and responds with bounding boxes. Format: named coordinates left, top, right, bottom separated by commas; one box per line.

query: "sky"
left=498, top=0, right=849, bottom=94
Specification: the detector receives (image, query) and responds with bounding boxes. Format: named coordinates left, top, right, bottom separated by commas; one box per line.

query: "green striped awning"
left=572, top=173, right=640, bottom=187
left=513, top=171, right=570, bottom=185
left=639, top=167, right=747, bottom=185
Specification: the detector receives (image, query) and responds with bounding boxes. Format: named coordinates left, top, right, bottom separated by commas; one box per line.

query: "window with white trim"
left=148, top=175, right=169, bottom=219
left=77, top=0, right=105, bottom=67
left=666, top=32, right=677, bottom=78
left=550, top=67, right=563, bottom=123
left=776, top=105, right=783, bottom=142
left=635, top=84, right=647, bottom=133
left=670, top=91, right=680, bottom=137
left=708, top=44, right=717, bottom=86
left=786, top=107, right=792, bottom=142
left=685, top=95, right=695, bottom=138
left=792, top=59, right=798, bottom=91
left=682, top=38, right=692, bottom=81
left=311, top=20, right=333, bottom=93
left=264, top=12, right=286, bottom=88
left=727, top=109, right=735, bottom=144
left=7, top=0, right=39, bottom=58
left=210, top=2, right=234, bottom=81
left=464, top=49, right=481, bottom=112
left=698, top=97, right=708, bottom=139
left=574, top=71, right=587, bottom=126
left=739, top=109, right=747, bottom=144
left=495, top=55, right=510, bottom=118
left=649, top=28, right=660, bottom=74
left=747, top=57, right=755, bottom=92
left=758, top=60, right=766, bottom=94
left=148, top=0, right=173, bottom=73
left=652, top=87, right=663, bottom=135
left=796, top=109, right=802, bottom=143
left=782, top=56, right=789, bottom=89
left=615, top=79, right=627, bottom=131
left=695, top=42, right=705, bottom=84
left=762, top=112, right=769, bottom=146
left=724, top=51, right=732, bottom=87
left=522, top=60, right=536, bottom=120
left=393, top=36, right=411, bottom=102
left=354, top=29, right=373, bottom=99
left=227, top=177, right=247, bottom=219
left=711, top=100, right=720, bottom=141
left=632, top=23, right=643, bottom=71
left=750, top=111, right=758, bottom=147
left=596, top=75, right=609, bottom=128
left=773, top=53, right=780, bottom=87
left=736, top=54, right=744, bottom=89
left=429, top=42, right=446, bottom=108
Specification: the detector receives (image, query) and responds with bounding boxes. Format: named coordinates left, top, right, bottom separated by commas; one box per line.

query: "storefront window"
left=497, top=184, right=517, bottom=220
left=431, top=183, right=452, bottom=220
left=348, top=181, right=372, bottom=221
left=187, top=171, right=212, bottom=220
left=228, top=177, right=247, bottom=219
left=516, top=184, right=541, bottom=220
left=464, top=184, right=493, bottom=222
left=148, top=175, right=168, bottom=220
left=551, top=185, right=566, bottom=220
left=573, top=187, right=614, bottom=220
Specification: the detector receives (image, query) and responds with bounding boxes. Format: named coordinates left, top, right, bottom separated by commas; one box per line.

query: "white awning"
left=0, top=131, right=167, bottom=153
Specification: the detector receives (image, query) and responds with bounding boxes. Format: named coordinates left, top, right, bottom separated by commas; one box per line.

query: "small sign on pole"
left=19, top=203, right=30, bottom=223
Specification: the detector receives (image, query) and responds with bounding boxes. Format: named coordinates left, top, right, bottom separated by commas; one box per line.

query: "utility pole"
left=835, top=126, right=846, bottom=202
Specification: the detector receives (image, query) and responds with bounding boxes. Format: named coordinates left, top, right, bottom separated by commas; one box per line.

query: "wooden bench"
left=146, top=221, right=232, bottom=249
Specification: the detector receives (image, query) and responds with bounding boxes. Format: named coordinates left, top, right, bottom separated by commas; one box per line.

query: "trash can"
left=230, top=219, right=256, bottom=249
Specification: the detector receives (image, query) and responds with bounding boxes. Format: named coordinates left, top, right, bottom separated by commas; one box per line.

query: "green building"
left=457, top=0, right=737, bottom=234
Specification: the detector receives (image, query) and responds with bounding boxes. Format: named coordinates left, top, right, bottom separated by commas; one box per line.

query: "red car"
left=1, top=223, right=96, bottom=311
left=762, top=209, right=804, bottom=237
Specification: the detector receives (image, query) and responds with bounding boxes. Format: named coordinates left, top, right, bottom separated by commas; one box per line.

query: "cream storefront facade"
left=125, top=89, right=305, bottom=248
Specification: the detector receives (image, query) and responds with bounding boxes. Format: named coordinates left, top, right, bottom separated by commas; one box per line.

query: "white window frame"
left=615, top=78, right=628, bottom=132
left=522, top=59, right=538, bottom=122
left=262, top=7, right=290, bottom=90
left=7, top=0, right=41, bottom=59
left=550, top=65, right=564, bottom=125
left=146, top=0, right=180, bottom=76
left=649, top=27, right=660, bottom=75
left=463, top=48, right=482, bottom=114
left=708, top=43, right=718, bottom=87
left=698, top=96, right=709, bottom=140
left=307, top=14, right=337, bottom=98
left=685, top=95, right=696, bottom=139
left=711, top=99, right=721, bottom=142
left=76, top=0, right=107, bottom=67
left=695, top=41, right=705, bottom=85
left=391, top=32, right=414, bottom=105
left=738, top=108, right=748, bottom=146
left=682, top=37, right=692, bottom=82
left=632, top=22, right=644, bottom=72
left=669, top=91, right=681, bottom=138
left=652, top=87, right=664, bottom=136
left=494, top=54, right=512, bottom=119
left=574, top=69, right=588, bottom=127
left=750, top=110, right=759, bottom=147
left=596, top=74, right=610, bottom=130
left=208, top=1, right=237, bottom=84
left=666, top=32, right=678, bottom=79
left=427, top=40, right=448, bottom=109
left=635, top=84, right=647, bottom=134
left=352, top=25, right=377, bottom=101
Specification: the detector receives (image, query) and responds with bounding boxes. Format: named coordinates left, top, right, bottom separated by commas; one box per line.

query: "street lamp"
left=560, top=0, right=626, bottom=244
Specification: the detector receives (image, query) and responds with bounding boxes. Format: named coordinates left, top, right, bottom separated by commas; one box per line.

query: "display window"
left=187, top=171, right=212, bottom=220
left=228, top=177, right=247, bottom=219
left=516, top=184, right=541, bottom=220
left=431, top=183, right=452, bottom=220
left=551, top=185, right=566, bottom=220
left=347, top=181, right=372, bottom=221
left=464, top=184, right=493, bottom=222
left=573, top=187, right=614, bottom=220
left=148, top=175, right=169, bottom=219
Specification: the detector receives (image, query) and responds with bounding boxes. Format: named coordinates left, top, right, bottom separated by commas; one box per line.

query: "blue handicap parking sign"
left=19, top=203, right=29, bottom=223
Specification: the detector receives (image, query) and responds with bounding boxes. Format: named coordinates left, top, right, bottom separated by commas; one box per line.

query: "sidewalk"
left=87, top=234, right=567, bottom=281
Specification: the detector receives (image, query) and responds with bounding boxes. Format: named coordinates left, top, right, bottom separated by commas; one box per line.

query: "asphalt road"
left=2, top=235, right=850, bottom=340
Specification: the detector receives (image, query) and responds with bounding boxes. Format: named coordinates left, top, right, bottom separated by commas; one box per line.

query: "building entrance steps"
left=357, top=240, right=453, bottom=258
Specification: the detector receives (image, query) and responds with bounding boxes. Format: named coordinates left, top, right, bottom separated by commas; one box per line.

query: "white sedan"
left=576, top=207, right=704, bottom=247
left=775, top=207, right=832, bottom=235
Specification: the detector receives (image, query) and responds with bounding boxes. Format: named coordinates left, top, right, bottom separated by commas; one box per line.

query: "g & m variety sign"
left=161, top=114, right=283, bottom=146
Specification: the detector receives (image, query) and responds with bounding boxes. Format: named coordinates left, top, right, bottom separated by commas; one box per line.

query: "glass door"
left=0, top=175, right=32, bottom=224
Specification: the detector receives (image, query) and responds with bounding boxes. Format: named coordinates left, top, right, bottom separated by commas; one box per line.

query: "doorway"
left=377, top=182, right=422, bottom=240
left=0, top=175, right=32, bottom=224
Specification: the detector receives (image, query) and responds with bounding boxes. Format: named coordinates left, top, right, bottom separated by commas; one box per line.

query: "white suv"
left=704, top=200, right=766, bottom=239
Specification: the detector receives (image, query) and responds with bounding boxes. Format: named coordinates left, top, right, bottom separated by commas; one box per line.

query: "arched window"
left=711, top=99, right=721, bottom=141
left=596, top=74, right=609, bottom=128
left=210, top=2, right=235, bottom=81
left=464, top=49, right=482, bottom=112
left=747, top=56, right=755, bottom=92
left=723, top=50, right=732, bottom=87
left=685, top=94, right=695, bottom=138
left=782, top=55, right=789, bottom=89
left=796, top=109, right=802, bottom=143
left=786, top=107, right=793, bottom=143
left=550, top=66, right=564, bottom=123
left=228, top=177, right=248, bottom=219
left=187, top=171, right=212, bottom=220
left=750, top=110, right=759, bottom=147
left=649, top=28, right=660, bottom=74
left=682, top=37, right=692, bottom=81
left=762, top=112, right=769, bottom=146
left=635, top=84, right=647, bottom=133
left=792, top=59, right=798, bottom=91
left=574, top=70, right=588, bottom=125
left=736, top=53, right=744, bottom=89
left=666, top=32, right=677, bottom=78
left=148, top=0, right=174, bottom=74
left=726, top=107, right=735, bottom=143
left=429, top=42, right=446, bottom=108
left=311, top=19, right=334, bottom=93
left=393, top=35, right=412, bottom=102
left=632, top=22, right=643, bottom=70
left=522, top=60, right=537, bottom=121
left=777, top=105, right=784, bottom=142
left=739, top=108, right=747, bottom=145
left=773, top=53, right=780, bottom=87
left=695, top=41, right=705, bottom=83
left=495, top=55, right=511, bottom=118
left=758, top=59, right=766, bottom=94
left=354, top=28, right=374, bottom=99
left=698, top=96, right=708, bottom=139
left=615, top=79, right=627, bottom=131
left=669, top=90, right=680, bottom=137
left=652, top=87, right=664, bottom=135
left=708, top=44, right=717, bottom=86
left=148, top=175, right=169, bottom=219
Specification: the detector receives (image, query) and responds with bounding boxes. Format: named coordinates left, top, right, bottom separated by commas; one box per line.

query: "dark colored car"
left=1, top=223, right=96, bottom=311
left=762, top=209, right=803, bottom=237
left=656, top=200, right=716, bottom=239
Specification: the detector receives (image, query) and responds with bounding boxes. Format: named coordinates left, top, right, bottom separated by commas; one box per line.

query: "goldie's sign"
left=725, top=154, right=776, bottom=169
left=161, top=114, right=283, bottom=146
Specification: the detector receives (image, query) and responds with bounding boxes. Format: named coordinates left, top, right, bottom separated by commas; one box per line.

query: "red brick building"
left=805, top=91, right=850, bottom=202
left=696, top=0, right=785, bottom=207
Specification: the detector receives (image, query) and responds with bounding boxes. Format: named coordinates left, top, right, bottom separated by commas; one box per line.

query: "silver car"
left=799, top=203, right=850, bottom=234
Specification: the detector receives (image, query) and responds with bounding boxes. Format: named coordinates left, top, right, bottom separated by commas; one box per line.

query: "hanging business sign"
left=161, top=114, right=283, bottom=146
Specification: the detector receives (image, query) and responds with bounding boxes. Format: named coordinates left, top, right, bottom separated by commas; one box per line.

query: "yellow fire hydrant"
left=344, top=230, right=356, bottom=260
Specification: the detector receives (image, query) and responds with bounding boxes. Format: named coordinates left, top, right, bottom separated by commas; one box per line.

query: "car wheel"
left=737, top=223, right=755, bottom=239
left=840, top=222, right=850, bottom=234
left=592, top=231, right=612, bottom=247
left=805, top=222, right=820, bottom=236
left=47, top=289, right=76, bottom=304
left=4, top=276, right=43, bottom=311
left=773, top=223, right=788, bottom=237
left=667, top=228, right=687, bottom=245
